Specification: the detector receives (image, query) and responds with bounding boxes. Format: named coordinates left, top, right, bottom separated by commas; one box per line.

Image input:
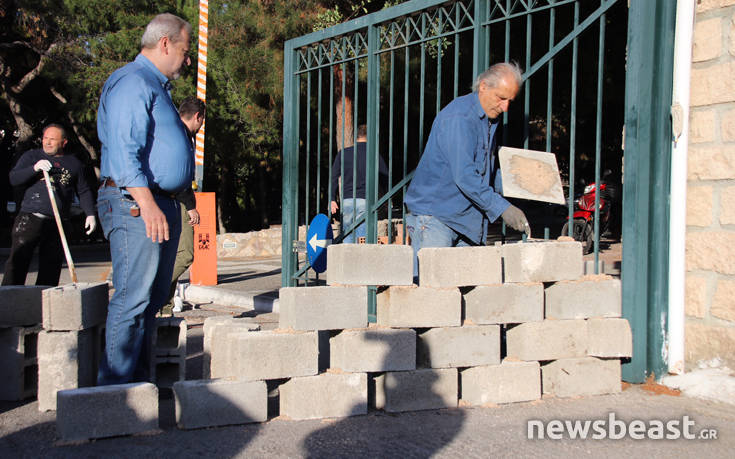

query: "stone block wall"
left=686, top=0, right=735, bottom=369
left=198, top=240, right=629, bottom=427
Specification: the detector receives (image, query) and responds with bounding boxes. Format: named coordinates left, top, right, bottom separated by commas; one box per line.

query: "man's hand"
left=330, top=200, right=339, bottom=215
left=501, top=204, right=530, bottom=236
left=34, top=160, right=52, bottom=172
left=84, top=215, right=97, bottom=235
left=126, top=187, right=169, bottom=243
left=187, top=208, right=200, bottom=226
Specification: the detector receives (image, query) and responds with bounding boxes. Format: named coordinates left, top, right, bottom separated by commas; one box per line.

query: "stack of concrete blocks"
left=150, top=317, right=187, bottom=389
left=172, top=316, right=267, bottom=429
left=0, top=286, right=46, bottom=401
left=196, top=241, right=629, bottom=426
left=37, top=282, right=108, bottom=411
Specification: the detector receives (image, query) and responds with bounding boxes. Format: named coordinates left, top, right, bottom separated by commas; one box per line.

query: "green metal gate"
left=281, top=0, right=676, bottom=382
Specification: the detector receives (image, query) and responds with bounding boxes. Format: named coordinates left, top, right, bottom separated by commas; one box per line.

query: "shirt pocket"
left=473, top=139, right=488, bottom=176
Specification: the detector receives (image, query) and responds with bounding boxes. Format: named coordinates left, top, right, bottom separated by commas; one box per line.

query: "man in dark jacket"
left=330, top=124, right=389, bottom=243
left=2, top=124, right=96, bottom=285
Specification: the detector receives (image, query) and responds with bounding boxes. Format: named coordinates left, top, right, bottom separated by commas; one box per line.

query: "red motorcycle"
left=561, top=177, right=613, bottom=254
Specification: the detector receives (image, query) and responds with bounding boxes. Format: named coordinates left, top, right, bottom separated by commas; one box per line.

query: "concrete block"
left=37, top=328, right=100, bottom=411
left=506, top=320, right=587, bottom=361
left=151, top=356, right=185, bottom=389
left=212, top=330, right=318, bottom=381
left=417, top=326, right=500, bottom=368
left=0, top=286, right=46, bottom=327
left=0, top=325, right=41, bottom=401
left=330, top=328, right=415, bottom=372
left=463, top=283, right=544, bottom=324
left=542, top=357, right=621, bottom=398
left=174, top=379, right=267, bottom=429
left=587, top=318, right=632, bottom=357
left=203, top=316, right=260, bottom=379
left=545, top=277, right=621, bottom=319
left=56, top=382, right=159, bottom=442
left=327, top=244, right=413, bottom=286
left=42, top=282, right=108, bottom=331
left=377, top=286, right=461, bottom=328
left=152, top=317, right=187, bottom=357
left=461, top=361, right=541, bottom=405
left=375, top=368, right=458, bottom=412
left=502, top=241, right=583, bottom=283
left=279, top=286, right=368, bottom=330
left=280, top=372, right=367, bottom=420
left=418, top=246, right=502, bottom=287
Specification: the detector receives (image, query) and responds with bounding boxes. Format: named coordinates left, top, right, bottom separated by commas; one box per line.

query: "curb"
left=185, top=285, right=279, bottom=313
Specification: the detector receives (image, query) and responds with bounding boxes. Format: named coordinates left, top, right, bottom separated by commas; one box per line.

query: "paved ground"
left=4, top=242, right=735, bottom=457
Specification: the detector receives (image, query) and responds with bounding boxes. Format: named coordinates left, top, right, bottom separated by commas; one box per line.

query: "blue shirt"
left=405, top=92, right=510, bottom=244
left=98, top=54, right=193, bottom=193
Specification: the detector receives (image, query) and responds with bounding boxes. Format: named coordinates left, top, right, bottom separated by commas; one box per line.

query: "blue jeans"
left=341, top=198, right=366, bottom=243
left=405, top=213, right=472, bottom=280
left=96, top=186, right=180, bottom=385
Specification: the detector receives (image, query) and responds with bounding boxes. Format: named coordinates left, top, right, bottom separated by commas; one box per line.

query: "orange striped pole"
left=194, top=0, right=208, bottom=189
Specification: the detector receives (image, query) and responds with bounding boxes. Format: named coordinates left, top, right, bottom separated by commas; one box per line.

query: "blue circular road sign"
left=306, top=213, right=333, bottom=273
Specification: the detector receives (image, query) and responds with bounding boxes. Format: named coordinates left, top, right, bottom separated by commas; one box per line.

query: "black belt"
left=101, top=178, right=176, bottom=199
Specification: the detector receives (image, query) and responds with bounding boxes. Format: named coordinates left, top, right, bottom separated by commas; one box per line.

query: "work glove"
left=501, top=204, right=530, bottom=236
left=34, top=159, right=52, bottom=172
left=85, top=215, right=97, bottom=235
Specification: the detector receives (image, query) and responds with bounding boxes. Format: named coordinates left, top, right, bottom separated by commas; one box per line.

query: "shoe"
left=172, top=296, right=183, bottom=313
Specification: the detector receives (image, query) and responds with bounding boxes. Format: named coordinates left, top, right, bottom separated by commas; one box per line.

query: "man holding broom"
left=2, top=123, right=96, bottom=286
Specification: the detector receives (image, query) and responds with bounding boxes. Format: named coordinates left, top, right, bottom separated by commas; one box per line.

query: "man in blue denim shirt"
left=405, top=63, right=529, bottom=277
left=96, top=13, right=193, bottom=385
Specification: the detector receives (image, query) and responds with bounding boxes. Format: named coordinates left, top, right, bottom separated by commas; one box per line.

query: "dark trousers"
left=1, top=212, right=64, bottom=286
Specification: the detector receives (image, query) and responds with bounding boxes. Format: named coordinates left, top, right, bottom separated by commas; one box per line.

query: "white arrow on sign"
left=309, top=233, right=332, bottom=251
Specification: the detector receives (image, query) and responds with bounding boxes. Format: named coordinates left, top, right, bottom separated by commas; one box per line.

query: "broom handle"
left=42, top=169, right=77, bottom=283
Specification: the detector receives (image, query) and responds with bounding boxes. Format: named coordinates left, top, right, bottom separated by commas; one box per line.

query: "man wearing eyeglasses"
left=96, top=13, right=193, bottom=385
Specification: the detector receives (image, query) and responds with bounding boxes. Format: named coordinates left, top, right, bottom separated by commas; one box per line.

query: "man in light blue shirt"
left=405, top=63, right=530, bottom=278
left=96, top=13, right=193, bottom=385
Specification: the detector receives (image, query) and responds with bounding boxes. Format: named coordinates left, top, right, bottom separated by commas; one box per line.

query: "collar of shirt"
left=134, top=54, right=172, bottom=92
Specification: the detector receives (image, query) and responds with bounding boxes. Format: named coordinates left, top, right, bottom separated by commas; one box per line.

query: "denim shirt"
left=405, top=92, right=510, bottom=243
left=97, top=54, right=194, bottom=193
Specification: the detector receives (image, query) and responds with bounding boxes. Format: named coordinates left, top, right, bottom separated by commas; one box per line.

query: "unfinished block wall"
left=686, top=0, right=735, bottom=369
left=195, top=241, right=630, bottom=428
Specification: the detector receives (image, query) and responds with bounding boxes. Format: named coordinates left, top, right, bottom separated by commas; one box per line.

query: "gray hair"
left=141, top=13, right=192, bottom=49
left=472, top=62, right=523, bottom=92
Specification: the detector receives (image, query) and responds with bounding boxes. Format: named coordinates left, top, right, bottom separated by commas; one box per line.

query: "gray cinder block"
left=502, top=241, right=583, bottom=283
left=151, top=356, right=185, bottom=389
left=374, top=368, right=458, bottom=412
left=417, top=326, right=500, bottom=368
left=37, top=328, right=100, bottom=411
left=587, top=318, right=632, bottom=357
left=377, top=286, right=461, bottom=328
left=203, top=316, right=260, bottom=379
left=0, top=286, right=46, bottom=327
left=279, top=372, right=367, bottom=420
left=461, top=361, right=541, bottom=405
left=0, top=325, right=41, bottom=401
left=174, top=379, right=267, bottom=429
left=327, top=244, right=413, bottom=286
left=542, top=357, right=621, bottom=398
left=212, top=330, right=319, bottom=381
left=279, top=286, right=368, bottom=330
left=463, top=283, right=544, bottom=324
left=152, top=317, right=187, bottom=357
left=42, top=282, right=108, bottom=331
left=544, top=278, right=622, bottom=319
left=506, top=320, right=588, bottom=361
left=418, top=246, right=502, bottom=287
left=330, top=328, right=415, bottom=372
left=56, top=382, right=159, bottom=442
